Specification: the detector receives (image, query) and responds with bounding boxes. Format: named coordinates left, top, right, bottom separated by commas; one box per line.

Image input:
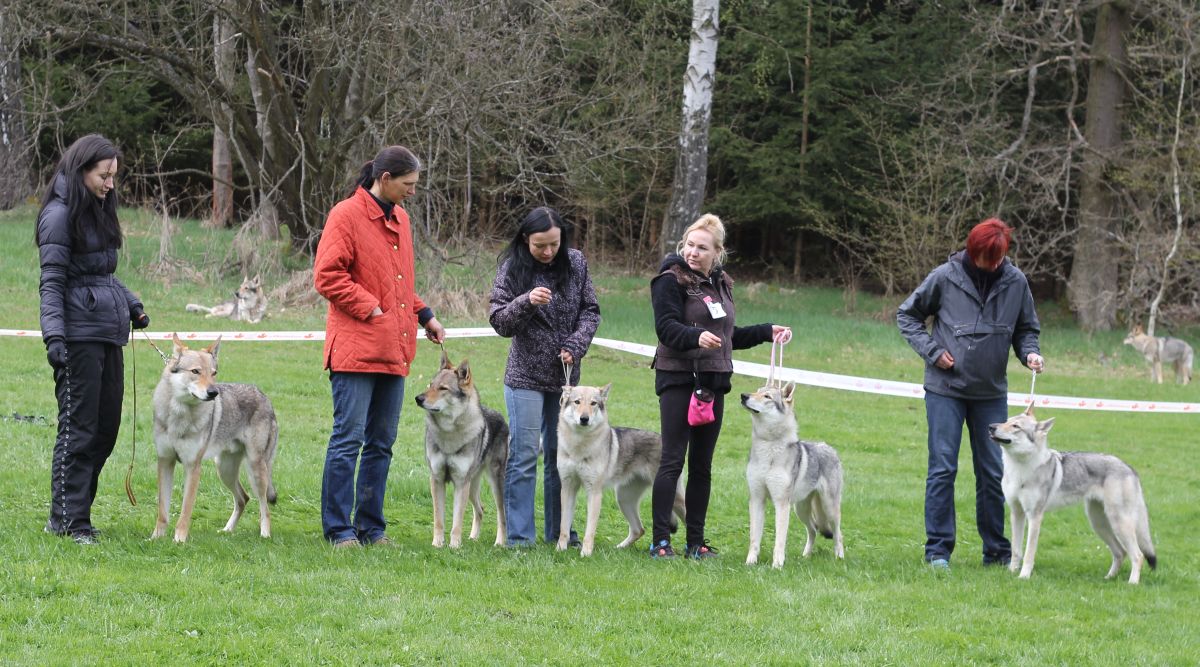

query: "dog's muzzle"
left=204, top=387, right=219, bottom=401
left=988, top=425, right=1010, bottom=444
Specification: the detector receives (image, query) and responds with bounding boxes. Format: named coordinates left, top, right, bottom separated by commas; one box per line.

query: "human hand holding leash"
left=131, top=305, right=150, bottom=330
left=771, top=326, right=792, bottom=344
left=1027, top=352, right=1045, bottom=373
left=424, top=317, right=446, bottom=343
left=559, top=349, right=574, bottom=366
left=46, top=338, right=68, bottom=369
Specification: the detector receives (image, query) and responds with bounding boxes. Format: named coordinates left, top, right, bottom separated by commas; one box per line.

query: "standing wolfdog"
left=1123, top=324, right=1193, bottom=385
left=414, top=352, right=508, bottom=548
left=989, top=408, right=1157, bottom=583
left=556, top=384, right=685, bottom=556
left=152, top=334, right=278, bottom=542
left=740, top=383, right=844, bottom=568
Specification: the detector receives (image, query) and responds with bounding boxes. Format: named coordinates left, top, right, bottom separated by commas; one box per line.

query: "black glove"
left=131, top=305, right=150, bottom=330
left=46, top=339, right=68, bottom=369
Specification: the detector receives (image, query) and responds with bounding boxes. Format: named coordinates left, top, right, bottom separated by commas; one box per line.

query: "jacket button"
left=400, top=303, right=406, bottom=309
left=393, top=245, right=398, bottom=250
left=403, top=331, right=408, bottom=337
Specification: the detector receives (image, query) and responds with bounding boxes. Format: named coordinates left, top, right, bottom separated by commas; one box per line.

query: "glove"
left=131, top=305, right=150, bottom=330
left=46, top=339, right=68, bottom=370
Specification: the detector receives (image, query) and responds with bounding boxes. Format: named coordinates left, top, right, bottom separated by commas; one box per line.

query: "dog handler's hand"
left=1027, top=353, right=1045, bottom=373
left=698, top=331, right=722, bottom=350
left=131, top=305, right=150, bottom=330
left=424, top=317, right=446, bottom=344
left=934, top=350, right=955, bottom=370
left=771, top=325, right=792, bottom=344
left=46, top=339, right=68, bottom=370
left=529, top=286, right=552, bottom=306
left=559, top=349, right=574, bottom=366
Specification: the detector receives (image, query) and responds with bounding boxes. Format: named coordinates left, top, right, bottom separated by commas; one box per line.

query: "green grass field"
left=1, top=208, right=1198, bottom=664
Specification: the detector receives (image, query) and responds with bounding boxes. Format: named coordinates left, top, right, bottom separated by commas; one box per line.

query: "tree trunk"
left=0, top=7, right=30, bottom=210
left=662, top=0, right=719, bottom=255
left=793, top=0, right=812, bottom=281
left=209, top=10, right=236, bottom=228
left=1068, top=3, right=1129, bottom=331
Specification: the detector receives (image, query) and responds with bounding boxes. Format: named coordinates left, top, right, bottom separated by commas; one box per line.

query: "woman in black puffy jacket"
left=36, top=134, right=150, bottom=544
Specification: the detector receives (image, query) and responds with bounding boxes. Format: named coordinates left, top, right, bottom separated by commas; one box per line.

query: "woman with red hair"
left=897, top=218, right=1044, bottom=571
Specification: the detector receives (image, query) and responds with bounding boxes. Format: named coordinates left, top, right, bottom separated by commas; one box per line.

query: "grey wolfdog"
left=414, top=352, right=508, bottom=548
left=185, top=274, right=268, bottom=324
left=556, top=384, right=685, bottom=556
left=989, top=408, right=1157, bottom=584
left=1123, top=324, right=1193, bottom=385
left=152, top=334, right=278, bottom=542
left=740, top=383, right=844, bottom=568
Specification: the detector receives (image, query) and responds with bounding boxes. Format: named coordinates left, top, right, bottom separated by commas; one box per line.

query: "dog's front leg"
left=449, top=478, right=471, bottom=549
left=746, top=488, right=765, bottom=565
left=557, top=478, right=579, bottom=551
left=152, top=456, right=175, bottom=539
left=772, top=496, right=793, bottom=568
left=1018, top=511, right=1045, bottom=579
left=1153, top=360, right=1163, bottom=384
left=468, top=476, right=484, bottom=541
left=1009, top=504, right=1026, bottom=574
left=429, top=474, right=446, bottom=548
left=581, top=487, right=603, bottom=557
left=174, top=462, right=203, bottom=543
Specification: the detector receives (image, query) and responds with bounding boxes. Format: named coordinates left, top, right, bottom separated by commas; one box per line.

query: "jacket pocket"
left=952, top=322, right=1012, bottom=380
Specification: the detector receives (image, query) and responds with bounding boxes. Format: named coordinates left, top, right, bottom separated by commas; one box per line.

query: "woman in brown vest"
left=648, top=214, right=790, bottom=559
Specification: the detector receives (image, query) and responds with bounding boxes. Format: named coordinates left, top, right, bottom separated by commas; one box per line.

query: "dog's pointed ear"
left=440, top=348, right=453, bottom=370
left=205, top=335, right=222, bottom=359
left=782, top=382, right=796, bottom=405
left=1024, top=403, right=1035, bottom=417
left=253, top=273, right=261, bottom=284
left=456, top=358, right=471, bottom=385
left=171, top=333, right=186, bottom=357
left=600, top=383, right=612, bottom=402
left=1036, top=417, right=1055, bottom=434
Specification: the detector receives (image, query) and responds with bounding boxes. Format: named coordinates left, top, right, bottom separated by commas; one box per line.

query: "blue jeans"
left=924, top=391, right=1011, bottom=563
left=503, top=385, right=577, bottom=546
left=322, top=372, right=405, bottom=544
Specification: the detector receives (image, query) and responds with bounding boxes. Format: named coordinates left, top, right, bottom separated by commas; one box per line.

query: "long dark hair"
left=37, top=134, right=123, bottom=249
left=497, top=207, right=574, bottom=293
left=352, top=145, right=422, bottom=195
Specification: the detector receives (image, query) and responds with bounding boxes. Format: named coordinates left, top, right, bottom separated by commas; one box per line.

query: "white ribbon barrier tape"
left=3, top=329, right=1195, bottom=414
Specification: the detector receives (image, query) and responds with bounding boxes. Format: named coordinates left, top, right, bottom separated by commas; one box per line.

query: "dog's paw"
left=580, top=544, right=594, bottom=557
left=555, top=540, right=568, bottom=551
left=432, top=535, right=445, bottom=548
left=771, top=559, right=785, bottom=569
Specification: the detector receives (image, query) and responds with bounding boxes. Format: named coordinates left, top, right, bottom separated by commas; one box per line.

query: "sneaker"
left=332, top=537, right=362, bottom=549
left=567, top=535, right=582, bottom=548
left=929, top=558, right=950, bottom=570
left=72, top=531, right=99, bottom=546
left=649, top=539, right=676, bottom=559
left=686, top=541, right=719, bottom=560
left=369, top=535, right=395, bottom=546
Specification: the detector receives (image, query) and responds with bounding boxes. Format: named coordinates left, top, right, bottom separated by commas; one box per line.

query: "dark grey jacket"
left=897, top=251, right=1040, bottom=400
left=37, top=175, right=141, bottom=346
left=489, top=248, right=601, bottom=393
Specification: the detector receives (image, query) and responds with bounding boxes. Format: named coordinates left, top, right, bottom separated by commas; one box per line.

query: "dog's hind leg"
left=243, top=454, right=274, bottom=538
left=1085, top=499, right=1124, bottom=580
left=174, top=461, right=204, bottom=543
left=214, top=453, right=249, bottom=534
left=1108, top=506, right=1145, bottom=585
left=817, top=491, right=845, bottom=559
left=789, top=496, right=813, bottom=564
left=152, top=456, right=176, bottom=539
left=468, top=475, right=484, bottom=541
left=672, top=477, right=686, bottom=530
left=613, top=480, right=649, bottom=549
left=487, top=467, right=506, bottom=547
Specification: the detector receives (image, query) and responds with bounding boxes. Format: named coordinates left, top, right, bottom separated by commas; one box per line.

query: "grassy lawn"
left=1, top=208, right=1197, bottom=664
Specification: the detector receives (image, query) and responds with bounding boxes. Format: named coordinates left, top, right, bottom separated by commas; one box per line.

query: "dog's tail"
left=265, top=417, right=279, bottom=505
left=668, top=477, right=686, bottom=533
left=1137, top=501, right=1156, bottom=570
left=185, top=304, right=213, bottom=314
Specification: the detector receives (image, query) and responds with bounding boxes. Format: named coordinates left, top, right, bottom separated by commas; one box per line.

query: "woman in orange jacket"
left=314, top=145, right=445, bottom=547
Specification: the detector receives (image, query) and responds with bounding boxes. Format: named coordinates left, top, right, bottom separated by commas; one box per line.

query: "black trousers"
left=48, top=342, right=124, bottom=535
left=651, top=384, right=725, bottom=545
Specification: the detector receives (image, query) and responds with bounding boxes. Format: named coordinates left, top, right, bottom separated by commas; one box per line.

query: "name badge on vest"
left=703, top=295, right=726, bottom=319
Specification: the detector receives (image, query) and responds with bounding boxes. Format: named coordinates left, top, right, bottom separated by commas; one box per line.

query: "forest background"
left=1, top=0, right=1197, bottom=331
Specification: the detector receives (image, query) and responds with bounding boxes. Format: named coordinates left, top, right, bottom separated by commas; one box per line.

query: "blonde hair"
left=676, top=213, right=728, bottom=266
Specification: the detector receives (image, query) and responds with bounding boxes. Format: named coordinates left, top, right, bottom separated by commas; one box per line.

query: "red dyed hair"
left=965, top=218, right=1012, bottom=271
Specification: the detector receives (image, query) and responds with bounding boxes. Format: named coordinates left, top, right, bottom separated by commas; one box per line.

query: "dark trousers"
left=923, top=391, right=1011, bottom=563
left=49, top=342, right=124, bottom=535
left=651, top=384, right=725, bottom=545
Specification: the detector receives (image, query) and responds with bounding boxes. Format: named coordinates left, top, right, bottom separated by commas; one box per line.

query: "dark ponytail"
left=352, top=145, right=422, bottom=195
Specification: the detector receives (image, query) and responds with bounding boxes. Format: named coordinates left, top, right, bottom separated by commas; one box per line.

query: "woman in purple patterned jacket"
left=489, top=207, right=601, bottom=547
